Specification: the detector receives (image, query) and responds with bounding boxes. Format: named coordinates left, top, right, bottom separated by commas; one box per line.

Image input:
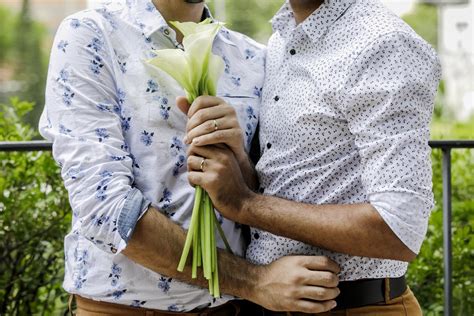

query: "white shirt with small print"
left=247, top=0, right=441, bottom=281
left=39, top=0, right=264, bottom=311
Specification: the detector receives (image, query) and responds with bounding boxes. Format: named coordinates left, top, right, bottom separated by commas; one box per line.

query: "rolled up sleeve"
left=340, top=32, right=441, bottom=253
left=39, top=17, right=150, bottom=254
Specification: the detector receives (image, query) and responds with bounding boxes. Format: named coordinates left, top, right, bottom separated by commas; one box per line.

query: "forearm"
left=236, top=152, right=259, bottom=191
left=122, top=207, right=259, bottom=300
left=241, top=194, right=415, bottom=262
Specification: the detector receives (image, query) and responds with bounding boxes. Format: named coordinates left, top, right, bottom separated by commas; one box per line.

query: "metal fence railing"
left=1, top=139, right=474, bottom=316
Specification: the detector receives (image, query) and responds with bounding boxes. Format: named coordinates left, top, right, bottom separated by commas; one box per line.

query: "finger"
left=187, top=104, right=233, bottom=132
left=305, top=271, right=339, bottom=287
left=303, top=256, right=341, bottom=274
left=188, top=95, right=225, bottom=118
left=185, top=119, right=237, bottom=144
left=191, top=129, right=243, bottom=147
left=187, top=144, right=223, bottom=160
left=188, top=171, right=203, bottom=187
left=187, top=155, right=205, bottom=172
left=296, top=299, right=337, bottom=314
left=298, top=286, right=340, bottom=301
left=176, top=96, right=191, bottom=115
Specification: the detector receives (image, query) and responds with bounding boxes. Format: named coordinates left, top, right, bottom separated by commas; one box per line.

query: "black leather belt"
left=335, top=276, right=407, bottom=310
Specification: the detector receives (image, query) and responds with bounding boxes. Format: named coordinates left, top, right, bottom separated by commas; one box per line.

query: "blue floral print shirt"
left=39, top=0, right=264, bottom=311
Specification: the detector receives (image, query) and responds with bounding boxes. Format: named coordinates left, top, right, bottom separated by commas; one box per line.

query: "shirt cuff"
left=116, top=188, right=151, bottom=253
left=369, top=191, right=433, bottom=254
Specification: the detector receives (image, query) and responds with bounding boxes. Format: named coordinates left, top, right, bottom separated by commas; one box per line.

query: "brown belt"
left=73, top=295, right=255, bottom=316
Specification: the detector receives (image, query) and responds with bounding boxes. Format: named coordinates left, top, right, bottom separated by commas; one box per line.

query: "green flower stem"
left=177, top=186, right=202, bottom=272
left=210, top=200, right=216, bottom=274
left=192, top=218, right=198, bottom=278
left=213, top=248, right=220, bottom=297
left=204, top=192, right=212, bottom=279
left=213, top=209, right=233, bottom=255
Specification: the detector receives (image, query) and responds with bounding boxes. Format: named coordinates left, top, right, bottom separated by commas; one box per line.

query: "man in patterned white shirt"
left=40, top=0, right=342, bottom=314
left=187, top=0, right=441, bottom=314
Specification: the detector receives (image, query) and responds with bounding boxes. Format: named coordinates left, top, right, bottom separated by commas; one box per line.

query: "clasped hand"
left=177, top=95, right=252, bottom=222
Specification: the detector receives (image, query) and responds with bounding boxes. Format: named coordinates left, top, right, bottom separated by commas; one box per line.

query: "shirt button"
left=163, top=28, right=170, bottom=36
left=274, top=95, right=279, bottom=102
left=111, top=247, right=117, bottom=254
left=266, top=143, right=272, bottom=149
left=289, top=48, right=296, bottom=55
left=258, top=187, right=265, bottom=193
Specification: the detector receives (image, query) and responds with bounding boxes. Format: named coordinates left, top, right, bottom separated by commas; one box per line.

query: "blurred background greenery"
left=0, top=0, right=473, bottom=315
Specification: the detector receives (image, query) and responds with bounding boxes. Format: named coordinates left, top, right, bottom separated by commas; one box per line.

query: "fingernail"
left=192, top=138, right=199, bottom=145
left=183, top=136, right=188, bottom=144
left=331, top=301, right=337, bottom=309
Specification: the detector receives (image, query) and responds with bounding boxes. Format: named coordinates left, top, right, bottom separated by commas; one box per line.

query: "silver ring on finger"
left=200, top=158, right=206, bottom=172
left=213, top=119, right=218, bottom=131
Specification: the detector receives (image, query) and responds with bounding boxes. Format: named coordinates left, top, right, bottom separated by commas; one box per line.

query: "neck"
left=289, top=0, right=324, bottom=25
left=152, top=0, right=204, bottom=42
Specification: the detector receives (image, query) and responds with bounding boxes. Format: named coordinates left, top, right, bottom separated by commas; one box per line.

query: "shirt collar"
left=272, top=0, right=355, bottom=42
left=130, top=0, right=215, bottom=38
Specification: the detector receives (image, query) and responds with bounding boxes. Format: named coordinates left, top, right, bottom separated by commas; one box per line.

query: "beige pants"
left=270, top=288, right=422, bottom=316
left=73, top=295, right=243, bottom=316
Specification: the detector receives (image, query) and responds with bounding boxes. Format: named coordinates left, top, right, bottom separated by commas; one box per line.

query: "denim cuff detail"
left=117, top=188, right=151, bottom=243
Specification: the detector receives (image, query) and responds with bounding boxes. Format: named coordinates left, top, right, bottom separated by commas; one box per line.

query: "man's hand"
left=177, top=95, right=258, bottom=189
left=253, top=256, right=340, bottom=312
left=187, top=144, right=252, bottom=222
left=177, top=96, right=245, bottom=159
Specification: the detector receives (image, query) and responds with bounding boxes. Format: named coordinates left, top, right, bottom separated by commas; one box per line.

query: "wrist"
left=238, top=189, right=259, bottom=225
left=235, top=149, right=250, bottom=168
left=239, top=263, right=267, bottom=303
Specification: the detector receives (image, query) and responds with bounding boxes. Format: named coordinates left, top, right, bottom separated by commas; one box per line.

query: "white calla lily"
left=147, top=19, right=224, bottom=103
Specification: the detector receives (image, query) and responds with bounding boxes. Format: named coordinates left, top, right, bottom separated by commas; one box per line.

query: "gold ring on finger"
left=200, top=158, right=206, bottom=171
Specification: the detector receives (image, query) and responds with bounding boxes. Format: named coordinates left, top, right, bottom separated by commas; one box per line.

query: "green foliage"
left=0, top=6, right=15, bottom=63
left=403, top=3, right=438, bottom=49
left=207, top=0, right=285, bottom=43
left=0, top=98, right=71, bottom=315
left=431, top=116, right=474, bottom=140
left=13, top=0, right=47, bottom=127
left=407, top=148, right=474, bottom=315
left=0, top=3, right=48, bottom=129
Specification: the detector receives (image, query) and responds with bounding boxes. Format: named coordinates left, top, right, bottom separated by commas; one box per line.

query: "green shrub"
left=0, top=98, right=71, bottom=315
left=407, top=148, right=474, bottom=315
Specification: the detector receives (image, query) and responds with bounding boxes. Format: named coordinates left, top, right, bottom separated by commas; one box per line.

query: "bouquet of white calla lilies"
left=148, top=18, right=224, bottom=103
left=147, top=19, right=231, bottom=298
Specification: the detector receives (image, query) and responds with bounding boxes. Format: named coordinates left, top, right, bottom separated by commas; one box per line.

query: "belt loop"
left=384, top=278, right=391, bottom=304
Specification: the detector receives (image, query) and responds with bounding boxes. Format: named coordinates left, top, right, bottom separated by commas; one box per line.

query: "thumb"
left=176, top=96, right=191, bottom=115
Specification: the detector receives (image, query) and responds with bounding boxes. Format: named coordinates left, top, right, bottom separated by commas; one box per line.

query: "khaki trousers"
left=264, top=288, right=422, bottom=316
left=73, top=287, right=422, bottom=316
left=74, top=295, right=245, bottom=316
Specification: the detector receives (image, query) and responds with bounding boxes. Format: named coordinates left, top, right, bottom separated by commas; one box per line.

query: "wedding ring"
left=200, top=158, right=206, bottom=171
left=213, top=119, right=218, bottom=131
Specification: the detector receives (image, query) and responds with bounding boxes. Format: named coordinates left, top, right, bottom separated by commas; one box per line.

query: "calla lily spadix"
left=146, top=19, right=231, bottom=298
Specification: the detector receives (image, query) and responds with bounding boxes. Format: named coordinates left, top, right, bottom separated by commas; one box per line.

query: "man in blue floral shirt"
left=40, top=0, right=340, bottom=314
